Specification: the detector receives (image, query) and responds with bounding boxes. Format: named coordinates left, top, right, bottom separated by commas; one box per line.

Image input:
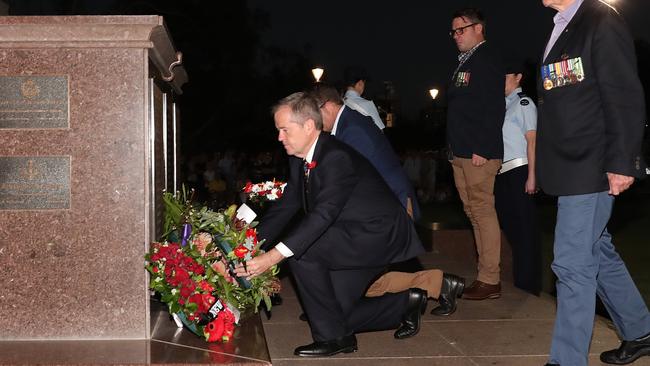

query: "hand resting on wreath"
left=234, top=248, right=284, bottom=280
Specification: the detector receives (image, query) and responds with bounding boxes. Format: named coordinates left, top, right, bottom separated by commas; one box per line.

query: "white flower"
left=171, top=288, right=178, bottom=295
left=244, top=237, right=255, bottom=249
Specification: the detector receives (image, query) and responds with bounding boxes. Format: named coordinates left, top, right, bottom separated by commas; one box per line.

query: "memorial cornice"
left=0, top=15, right=188, bottom=93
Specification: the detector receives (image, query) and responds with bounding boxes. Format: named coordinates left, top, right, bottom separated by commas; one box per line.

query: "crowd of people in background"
left=182, top=149, right=287, bottom=208
left=182, top=148, right=458, bottom=210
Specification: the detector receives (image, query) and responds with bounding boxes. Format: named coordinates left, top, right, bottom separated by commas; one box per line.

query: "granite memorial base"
left=0, top=299, right=271, bottom=366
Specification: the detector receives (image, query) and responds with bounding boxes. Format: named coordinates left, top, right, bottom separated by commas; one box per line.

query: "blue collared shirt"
left=503, top=88, right=537, bottom=162
left=343, top=89, right=385, bottom=130
left=544, top=0, right=584, bottom=60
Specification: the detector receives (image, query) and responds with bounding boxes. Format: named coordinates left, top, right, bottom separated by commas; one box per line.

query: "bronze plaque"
left=0, top=76, right=69, bottom=129
left=0, top=156, right=71, bottom=210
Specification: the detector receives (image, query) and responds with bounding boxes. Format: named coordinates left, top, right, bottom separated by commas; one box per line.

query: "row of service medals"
left=542, top=56, right=585, bottom=90
left=455, top=71, right=471, bottom=87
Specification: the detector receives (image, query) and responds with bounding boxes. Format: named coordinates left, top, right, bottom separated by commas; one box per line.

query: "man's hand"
left=525, top=176, right=537, bottom=195
left=471, top=154, right=487, bottom=167
left=607, top=172, right=634, bottom=196
left=234, top=248, right=284, bottom=280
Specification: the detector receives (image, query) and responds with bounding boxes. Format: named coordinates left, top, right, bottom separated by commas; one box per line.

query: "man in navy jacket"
left=538, top=0, right=650, bottom=364
left=446, top=7, right=505, bottom=300
left=312, top=84, right=419, bottom=220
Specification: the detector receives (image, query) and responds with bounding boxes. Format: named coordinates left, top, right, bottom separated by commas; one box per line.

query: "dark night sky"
left=249, top=0, right=650, bottom=119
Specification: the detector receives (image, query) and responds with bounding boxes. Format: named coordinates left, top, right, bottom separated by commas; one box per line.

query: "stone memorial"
left=0, top=15, right=271, bottom=365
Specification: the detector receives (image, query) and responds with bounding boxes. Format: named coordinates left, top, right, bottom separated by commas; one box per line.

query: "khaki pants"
left=452, top=157, right=502, bottom=284
left=366, top=269, right=444, bottom=299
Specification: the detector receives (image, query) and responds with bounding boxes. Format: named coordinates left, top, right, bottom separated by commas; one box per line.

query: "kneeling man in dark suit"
left=234, top=92, right=427, bottom=357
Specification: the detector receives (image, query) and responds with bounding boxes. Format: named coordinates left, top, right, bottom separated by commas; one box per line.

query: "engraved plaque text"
left=0, top=76, right=69, bottom=129
left=0, top=156, right=71, bottom=210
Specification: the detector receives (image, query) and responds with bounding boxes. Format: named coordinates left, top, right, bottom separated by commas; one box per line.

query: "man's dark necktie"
left=303, top=160, right=310, bottom=212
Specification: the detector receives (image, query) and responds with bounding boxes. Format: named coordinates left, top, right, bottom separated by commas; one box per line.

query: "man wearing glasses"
left=446, top=8, right=505, bottom=301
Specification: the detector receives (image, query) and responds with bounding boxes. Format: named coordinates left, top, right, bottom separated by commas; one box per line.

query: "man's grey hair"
left=272, top=92, right=323, bottom=130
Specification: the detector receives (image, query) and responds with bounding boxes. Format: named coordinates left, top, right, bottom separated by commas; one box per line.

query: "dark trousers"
left=494, top=165, right=541, bottom=295
left=289, top=254, right=409, bottom=342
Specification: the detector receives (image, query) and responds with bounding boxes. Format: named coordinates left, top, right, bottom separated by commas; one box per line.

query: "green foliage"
left=148, top=186, right=280, bottom=317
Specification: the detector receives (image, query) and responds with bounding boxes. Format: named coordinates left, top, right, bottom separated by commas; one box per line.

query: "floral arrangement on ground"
left=145, top=187, right=281, bottom=342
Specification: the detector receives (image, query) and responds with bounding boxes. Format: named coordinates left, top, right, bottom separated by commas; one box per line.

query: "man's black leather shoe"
left=394, top=288, right=427, bottom=339
left=600, top=332, right=650, bottom=364
left=544, top=363, right=559, bottom=366
left=298, top=312, right=308, bottom=321
left=293, top=335, right=357, bottom=357
left=431, top=273, right=465, bottom=316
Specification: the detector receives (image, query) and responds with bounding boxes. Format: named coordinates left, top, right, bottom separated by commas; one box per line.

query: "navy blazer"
left=536, top=0, right=646, bottom=196
left=335, top=106, right=420, bottom=220
left=256, top=133, right=424, bottom=269
left=447, top=42, right=505, bottom=160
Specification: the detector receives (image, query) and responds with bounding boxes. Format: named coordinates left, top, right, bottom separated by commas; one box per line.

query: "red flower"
left=233, top=245, right=249, bottom=259
left=204, top=308, right=236, bottom=343
left=243, top=181, right=253, bottom=193
left=306, top=160, right=317, bottom=170
left=220, top=310, right=236, bottom=341
left=199, top=280, right=214, bottom=293
left=188, top=293, right=215, bottom=314
left=205, top=316, right=225, bottom=342
left=245, top=229, right=258, bottom=243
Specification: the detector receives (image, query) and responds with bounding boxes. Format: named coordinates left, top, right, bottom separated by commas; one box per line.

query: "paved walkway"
left=261, top=231, right=650, bottom=366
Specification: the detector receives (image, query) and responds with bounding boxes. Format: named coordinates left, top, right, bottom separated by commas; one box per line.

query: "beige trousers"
left=365, top=269, right=444, bottom=299
left=451, top=157, right=502, bottom=284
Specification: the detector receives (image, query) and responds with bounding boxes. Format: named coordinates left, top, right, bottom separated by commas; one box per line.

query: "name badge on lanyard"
left=542, top=56, right=585, bottom=91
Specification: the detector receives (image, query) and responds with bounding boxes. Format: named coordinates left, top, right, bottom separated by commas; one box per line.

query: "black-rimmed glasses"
left=449, top=23, right=477, bottom=37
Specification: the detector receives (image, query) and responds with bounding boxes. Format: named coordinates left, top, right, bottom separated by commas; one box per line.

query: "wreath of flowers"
left=243, top=180, right=287, bottom=202
left=145, top=187, right=281, bottom=342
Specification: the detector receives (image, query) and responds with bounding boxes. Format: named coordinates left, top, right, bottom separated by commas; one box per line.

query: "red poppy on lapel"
left=306, top=161, right=317, bottom=170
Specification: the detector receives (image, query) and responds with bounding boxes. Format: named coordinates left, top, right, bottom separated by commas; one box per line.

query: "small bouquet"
left=243, top=180, right=286, bottom=202
left=145, top=187, right=281, bottom=342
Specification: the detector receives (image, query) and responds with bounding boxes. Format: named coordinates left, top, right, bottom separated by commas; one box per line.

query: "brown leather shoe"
left=462, top=280, right=501, bottom=300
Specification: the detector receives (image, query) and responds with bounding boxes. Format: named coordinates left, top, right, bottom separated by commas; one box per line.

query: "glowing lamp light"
left=429, top=88, right=439, bottom=100
left=311, top=67, right=324, bottom=83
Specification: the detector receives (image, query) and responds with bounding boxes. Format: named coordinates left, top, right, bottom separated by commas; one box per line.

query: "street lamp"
left=429, top=88, right=439, bottom=100
left=311, top=67, right=324, bottom=83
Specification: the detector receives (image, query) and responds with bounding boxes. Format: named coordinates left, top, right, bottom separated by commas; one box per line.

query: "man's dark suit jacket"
left=537, top=0, right=646, bottom=196
left=335, top=106, right=420, bottom=220
left=257, top=132, right=424, bottom=270
left=447, top=42, right=505, bottom=160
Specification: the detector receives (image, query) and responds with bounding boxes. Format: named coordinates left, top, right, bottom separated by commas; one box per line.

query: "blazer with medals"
left=257, top=132, right=424, bottom=269
left=536, top=0, right=646, bottom=196
left=335, top=106, right=420, bottom=220
left=447, top=42, right=505, bottom=160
